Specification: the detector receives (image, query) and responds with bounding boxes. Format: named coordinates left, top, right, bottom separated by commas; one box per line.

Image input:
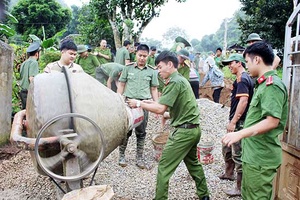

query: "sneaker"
left=136, top=158, right=146, bottom=169
left=119, top=157, right=127, bottom=167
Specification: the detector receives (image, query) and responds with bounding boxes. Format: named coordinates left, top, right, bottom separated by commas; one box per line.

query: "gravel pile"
left=0, top=98, right=242, bottom=200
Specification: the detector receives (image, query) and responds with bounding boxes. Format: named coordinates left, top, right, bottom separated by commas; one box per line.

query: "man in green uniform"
left=246, top=33, right=281, bottom=70
left=177, top=48, right=191, bottom=81
left=93, top=39, right=112, bottom=64
left=127, top=51, right=210, bottom=200
left=220, top=54, right=254, bottom=197
left=76, top=45, right=100, bottom=77
left=95, top=62, right=124, bottom=92
left=214, top=47, right=224, bottom=69
left=19, top=42, right=41, bottom=109
left=146, top=46, right=157, bottom=68
left=115, top=40, right=131, bottom=65
left=117, top=44, right=159, bottom=169
left=222, top=41, right=288, bottom=200
left=170, top=36, right=191, bottom=52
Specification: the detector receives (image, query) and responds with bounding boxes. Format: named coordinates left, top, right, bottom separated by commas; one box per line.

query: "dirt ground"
left=199, top=74, right=233, bottom=107
left=0, top=144, right=20, bottom=162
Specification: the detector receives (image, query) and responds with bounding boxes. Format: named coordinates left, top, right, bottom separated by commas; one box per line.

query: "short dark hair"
left=60, top=39, right=77, bottom=51
left=123, top=40, right=131, bottom=46
left=243, top=41, right=274, bottom=66
left=137, top=44, right=149, bottom=53
left=155, top=50, right=179, bottom=68
left=216, top=47, right=222, bottom=52
left=134, top=42, right=140, bottom=47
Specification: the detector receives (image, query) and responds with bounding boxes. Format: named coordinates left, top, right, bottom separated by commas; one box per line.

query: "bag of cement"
left=62, top=185, right=114, bottom=200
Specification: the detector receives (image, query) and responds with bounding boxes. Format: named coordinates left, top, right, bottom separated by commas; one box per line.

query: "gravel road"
left=0, top=98, right=242, bottom=200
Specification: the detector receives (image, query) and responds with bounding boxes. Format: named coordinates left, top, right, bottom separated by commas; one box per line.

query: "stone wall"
left=0, top=41, right=13, bottom=146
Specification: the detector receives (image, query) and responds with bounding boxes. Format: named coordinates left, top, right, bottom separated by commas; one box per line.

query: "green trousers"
left=242, top=162, right=279, bottom=200
left=154, top=126, right=209, bottom=200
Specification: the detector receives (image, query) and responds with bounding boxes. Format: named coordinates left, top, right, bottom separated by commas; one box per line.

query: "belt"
left=175, top=123, right=199, bottom=129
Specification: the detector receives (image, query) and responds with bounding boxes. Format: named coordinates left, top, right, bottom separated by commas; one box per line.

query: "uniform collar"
left=134, top=63, right=148, bottom=69
left=256, top=70, right=277, bottom=84
left=165, top=71, right=178, bottom=85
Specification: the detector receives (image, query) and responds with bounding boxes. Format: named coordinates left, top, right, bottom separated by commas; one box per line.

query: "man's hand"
left=127, top=99, right=139, bottom=108
left=226, top=121, right=236, bottom=133
left=221, top=131, right=242, bottom=147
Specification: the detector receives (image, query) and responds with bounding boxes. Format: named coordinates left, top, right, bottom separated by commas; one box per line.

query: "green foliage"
left=39, top=51, right=61, bottom=70
left=89, top=0, right=187, bottom=47
left=238, top=0, right=293, bottom=52
left=0, top=0, right=18, bottom=39
left=77, top=4, right=114, bottom=47
left=11, top=0, right=71, bottom=40
left=222, top=66, right=236, bottom=81
left=162, top=26, right=189, bottom=46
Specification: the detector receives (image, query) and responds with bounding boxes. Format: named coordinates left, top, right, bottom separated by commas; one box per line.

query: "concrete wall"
left=0, top=41, right=13, bottom=146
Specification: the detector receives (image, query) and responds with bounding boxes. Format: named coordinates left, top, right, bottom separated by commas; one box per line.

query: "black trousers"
left=213, top=87, right=223, bottom=103
left=19, top=89, right=28, bottom=109
left=190, top=80, right=199, bottom=99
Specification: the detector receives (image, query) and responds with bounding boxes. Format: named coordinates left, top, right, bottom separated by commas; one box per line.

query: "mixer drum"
left=26, top=72, right=129, bottom=175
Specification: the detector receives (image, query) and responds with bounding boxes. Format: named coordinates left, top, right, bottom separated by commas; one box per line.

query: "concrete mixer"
left=10, top=67, right=144, bottom=197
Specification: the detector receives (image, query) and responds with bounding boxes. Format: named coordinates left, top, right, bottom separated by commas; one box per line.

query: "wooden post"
left=0, top=41, right=14, bottom=146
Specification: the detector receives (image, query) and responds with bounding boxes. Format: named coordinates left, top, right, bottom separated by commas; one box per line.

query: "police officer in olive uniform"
left=170, top=36, right=191, bottom=52
left=76, top=45, right=100, bottom=77
left=127, top=51, right=210, bottom=200
left=222, top=42, right=288, bottom=200
left=177, top=49, right=191, bottom=81
left=19, top=42, right=41, bottom=109
left=117, top=44, right=159, bottom=169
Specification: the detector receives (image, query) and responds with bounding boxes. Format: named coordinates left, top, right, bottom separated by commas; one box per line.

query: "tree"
left=77, top=4, right=114, bottom=48
left=162, top=26, right=189, bottom=47
left=63, top=5, right=81, bottom=37
left=90, top=0, right=187, bottom=49
left=11, top=0, right=71, bottom=40
left=238, top=0, right=293, bottom=52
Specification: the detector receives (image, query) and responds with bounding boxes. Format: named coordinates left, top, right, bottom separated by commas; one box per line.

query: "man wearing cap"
left=222, top=42, right=288, bottom=199
left=146, top=46, right=157, bottom=68
left=75, top=45, right=100, bottom=77
left=117, top=44, right=159, bottom=169
left=44, top=40, right=83, bottom=73
left=95, top=62, right=124, bottom=92
left=246, top=33, right=281, bottom=70
left=19, top=42, right=41, bottom=109
left=115, top=40, right=131, bottom=65
left=93, top=39, right=112, bottom=64
left=170, top=36, right=191, bottom=52
left=177, top=49, right=191, bottom=81
left=219, top=53, right=254, bottom=197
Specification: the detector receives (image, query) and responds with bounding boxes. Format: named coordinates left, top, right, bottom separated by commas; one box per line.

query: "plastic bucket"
left=152, top=131, right=169, bottom=161
left=197, top=141, right=214, bottom=164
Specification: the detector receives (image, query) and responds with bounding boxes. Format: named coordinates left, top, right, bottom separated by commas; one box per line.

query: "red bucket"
left=197, top=141, right=214, bottom=164
left=152, top=131, right=169, bottom=162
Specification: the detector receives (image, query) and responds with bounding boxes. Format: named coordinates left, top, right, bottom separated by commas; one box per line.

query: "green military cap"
left=77, top=45, right=87, bottom=53
left=175, top=36, right=191, bottom=47
left=222, top=53, right=245, bottom=65
left=26, top=42, right=41, bottom=53
left=177, top=49, right=190, bottom=60
left=246, top=33, right=262, bottom=43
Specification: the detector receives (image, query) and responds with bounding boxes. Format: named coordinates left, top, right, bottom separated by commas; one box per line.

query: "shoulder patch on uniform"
left=126, top=62, right=135, bottom=66
left=266, top=76, right=273, bottom=86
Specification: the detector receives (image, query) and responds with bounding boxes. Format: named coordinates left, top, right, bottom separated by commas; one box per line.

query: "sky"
left=65, top=0, right=241, bottom=40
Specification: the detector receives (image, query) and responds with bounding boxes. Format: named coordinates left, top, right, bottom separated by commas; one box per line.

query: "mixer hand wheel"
left=34, top=113, right=105, bottom=182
